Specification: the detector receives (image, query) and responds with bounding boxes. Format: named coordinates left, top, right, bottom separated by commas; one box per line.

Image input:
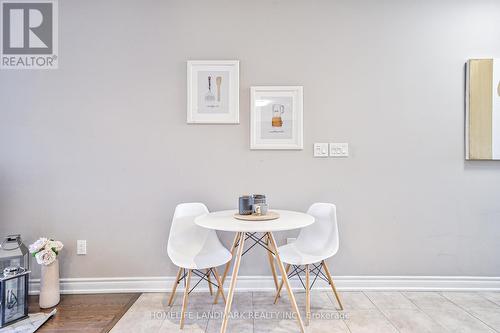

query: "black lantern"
left=0, top=235, right=30, bottom=327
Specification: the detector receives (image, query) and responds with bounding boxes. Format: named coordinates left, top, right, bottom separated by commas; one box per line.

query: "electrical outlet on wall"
left=77, top=240, right=87, bottom=255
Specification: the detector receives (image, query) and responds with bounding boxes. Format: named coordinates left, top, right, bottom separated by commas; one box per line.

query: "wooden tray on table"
left=233, top=211, right=280, bottom=221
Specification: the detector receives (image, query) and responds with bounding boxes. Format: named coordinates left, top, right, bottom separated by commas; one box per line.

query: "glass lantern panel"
left=1, top=258, right=21, bottom=273
left=3, top=275, right=26, bottom=323
left=0, top=235, right=30, bottom=272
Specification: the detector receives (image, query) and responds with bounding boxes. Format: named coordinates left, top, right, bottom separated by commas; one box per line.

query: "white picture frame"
left=250, top=86, right=303, bottom=150
left=187, top=60, right=239, bottom=124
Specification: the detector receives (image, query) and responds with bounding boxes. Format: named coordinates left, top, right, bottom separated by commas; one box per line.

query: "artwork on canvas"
left=466, top=59, right=500, bottom=160
left=187, top=60, right=239, bottom=124
left=251, top=86, right=303, bottom=150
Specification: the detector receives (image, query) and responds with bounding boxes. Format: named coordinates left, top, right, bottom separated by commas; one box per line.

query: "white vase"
left=39, top=259, right=60, bottom=308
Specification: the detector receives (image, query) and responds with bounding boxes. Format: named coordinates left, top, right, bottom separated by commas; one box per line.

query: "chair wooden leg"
left=179, top=269, right=192, bottom=329
left=212, top=267, right=226, bottom=305
left=322, top=260, right=343, bottom=310
left=266, top=234, right=279, bottom=292
left=268, top=233, right=305, bottom=333
left=206, top=269, right=213, bottom=296
left=168, top=267, right=183, bottom=306
left=305, top=264, right=310, bottom=325
left=215, top=233, right=240, bottom=303
left=274, top=264, right=290, bottom=304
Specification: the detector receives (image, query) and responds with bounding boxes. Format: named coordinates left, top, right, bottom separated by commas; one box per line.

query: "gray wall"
left=1, top=0, right=500, bottom=279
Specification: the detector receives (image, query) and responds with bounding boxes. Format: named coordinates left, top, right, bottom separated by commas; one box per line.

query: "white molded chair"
left=167, top=203, right=231, bottom=328
left=275, top=203, right=343, bottom=324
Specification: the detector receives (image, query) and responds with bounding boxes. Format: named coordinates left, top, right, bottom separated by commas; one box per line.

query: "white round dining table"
left=195, top=209, right=314, bottom=333
left=195, top=209, right=314, bottom=232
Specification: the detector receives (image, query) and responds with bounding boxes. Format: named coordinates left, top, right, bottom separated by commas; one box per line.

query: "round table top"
left=195, top=209, right=315, bottom=232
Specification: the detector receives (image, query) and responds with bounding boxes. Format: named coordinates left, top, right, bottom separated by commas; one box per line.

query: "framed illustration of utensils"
left=187, top=60, right=239, bottom=124
left=250, top=86, right=303, bottom=150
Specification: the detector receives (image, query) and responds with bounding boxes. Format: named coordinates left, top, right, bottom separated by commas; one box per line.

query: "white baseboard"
left=28, top=275, right=500, bottom=295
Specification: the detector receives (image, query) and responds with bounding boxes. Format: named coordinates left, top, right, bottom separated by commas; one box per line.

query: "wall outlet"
left=313, top=143, right=329, bottom=157
left=286, top=238, right=296, bottom=244
left=329, top=143, right=349, bottom=157
left=77, top=240, right=87, bottom=255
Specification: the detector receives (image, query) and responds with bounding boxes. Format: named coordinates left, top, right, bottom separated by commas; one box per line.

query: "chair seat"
left=277, top=243, right=331, bottom=266
left=169, top=245, right=232, bottom=270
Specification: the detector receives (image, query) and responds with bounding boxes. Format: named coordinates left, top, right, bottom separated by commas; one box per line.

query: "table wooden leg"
left=179, top=269, right=192, bottom=329
left=305, top=264, right=310, bottom=325
left=274, top=264, right=290, bottom=304
left=268, top=233, right=305, bottom=333
left=207, top=269, right=214, bottom=296
left=212, top=267, right=226, bottom=305
left=220, top=232, right=245, bottom=333
left=322, top=260, right=343, bottom=310
left=168, top=267, right=182, bottom=306
left=215, top=232, right=240, bottom=303
left=266, top=234, right=279, bottom=291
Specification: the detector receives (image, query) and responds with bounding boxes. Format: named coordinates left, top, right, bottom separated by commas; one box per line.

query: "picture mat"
left=197, top=70, right=230, bottom=114
left=258, top=96, right=293, bottom=140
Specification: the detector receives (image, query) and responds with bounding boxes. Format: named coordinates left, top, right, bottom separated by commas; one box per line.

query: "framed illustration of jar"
left=250, top=86, right=303, bottom=150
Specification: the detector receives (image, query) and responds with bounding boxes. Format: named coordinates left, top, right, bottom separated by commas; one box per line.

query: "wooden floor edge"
left=102, top=293, right=142, bottom=333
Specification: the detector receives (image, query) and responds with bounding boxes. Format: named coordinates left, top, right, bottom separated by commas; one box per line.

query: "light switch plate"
left=314, top=143, right=329, bottom=157
left=77, top=240, right=87, bottom=255
left=329, top=143, right=349, bottom=157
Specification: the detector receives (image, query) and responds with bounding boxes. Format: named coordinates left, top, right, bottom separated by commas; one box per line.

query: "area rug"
left=0, top=309, right=57, bottom=333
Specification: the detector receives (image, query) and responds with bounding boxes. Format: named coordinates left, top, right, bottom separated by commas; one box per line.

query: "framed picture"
left=250, top=86, right=303, bottom=150
left=466, top=58, right=500, bottom=160
left=187, top=60, right=239, bottom=124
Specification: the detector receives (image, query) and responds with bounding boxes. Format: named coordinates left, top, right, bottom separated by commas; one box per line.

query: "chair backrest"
left=294, top=203, right=339, bottom=257
left=167, top=203, right=220, bottom=263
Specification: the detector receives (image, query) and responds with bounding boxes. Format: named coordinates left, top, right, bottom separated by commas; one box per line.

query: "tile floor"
left=110, top=291, right=500, bottom=333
